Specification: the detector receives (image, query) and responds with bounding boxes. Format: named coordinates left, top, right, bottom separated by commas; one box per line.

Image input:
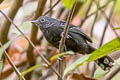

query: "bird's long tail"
left=88, top=45, right=114, bottom=70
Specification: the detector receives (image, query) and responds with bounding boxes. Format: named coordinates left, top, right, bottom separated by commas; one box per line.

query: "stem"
left=26, top=0, right=47, bottom=79
left=58, top=1, right=77, bottom=80
left=43, top=0, right=61, bottom=16
left=0, top=42, right=25, bottom=80
left=96, top=1, right=117, bottom=47
left=104, top=65, right=120, bottom=80
left=79, top=0, right=93, bottom=28
left=0, top=10, right=63, bottom=80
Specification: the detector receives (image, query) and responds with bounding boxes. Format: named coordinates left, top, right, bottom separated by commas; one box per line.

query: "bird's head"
left=31, top=16, right=59, bottom=31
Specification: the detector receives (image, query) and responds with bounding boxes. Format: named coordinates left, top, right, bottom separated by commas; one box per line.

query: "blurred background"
left=0, top=0, right=120, bottom=80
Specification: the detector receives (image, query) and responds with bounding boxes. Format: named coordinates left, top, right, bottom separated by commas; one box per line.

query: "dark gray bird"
left=32, top=16, right=114, bottom=70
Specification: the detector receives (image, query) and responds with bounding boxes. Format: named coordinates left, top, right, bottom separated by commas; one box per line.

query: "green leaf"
left=0, top=40, right=13, bottom=59
left=0, top=40, right=12, bottom=72
left=62, top=0, right=76, bottom=9
left=87, top=38, right=120, bottom=62
left=63, top=38, right=120, bottom=76
left=94, top=67, right=108, bottom=79
left=63, top=55, right=90, bottom=76
left=50, top=52, right=67, bottom=61
left=50, top=51, right=74, bottom=61
left=20, top=64, right=41, bottom=80
left=12, top=21, right=32, bottom=35
left=113, top=27, right=120, bottom=30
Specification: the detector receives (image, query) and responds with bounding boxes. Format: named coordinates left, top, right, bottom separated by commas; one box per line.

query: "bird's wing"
left=69, top=25, right=92, bottom=43
left=59, top=23, right=92, bottom=43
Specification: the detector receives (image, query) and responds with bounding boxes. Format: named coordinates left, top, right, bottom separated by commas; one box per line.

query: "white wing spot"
left=104, top=58, right=110, bottom=64
left=60, top=32, right=71, bottom=39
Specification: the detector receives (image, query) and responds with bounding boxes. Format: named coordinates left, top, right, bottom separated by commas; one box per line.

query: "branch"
left=0, top=10, right=62, bottom=80
left=100, top=3, right=119, bottom=38
left=79, top=0, right=93, bottom=28
left=79, top=0, right=110, bottom=28
left=90, top=10, right=98, bottom=37
left=90, top=0, right=111, bottom=38
left=73, top=1, right=83, bottom=17
left=0, top=41, right=25, bottom=80
left=104, top=65, right=120, bottom=80
left=25, top=0, right=47, bottom=79
left=43, top=0, right=61, bottom=16
left=58, top=1, right=77, bottom=80
left=97, top=1, right=117, bottom=47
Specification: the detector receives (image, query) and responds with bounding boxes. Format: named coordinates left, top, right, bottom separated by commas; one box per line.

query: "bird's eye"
left=40, top=18, right=45, bottom=22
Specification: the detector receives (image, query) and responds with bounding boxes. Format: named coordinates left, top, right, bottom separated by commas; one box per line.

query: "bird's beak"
left=31, top=20, right=38, bottom=24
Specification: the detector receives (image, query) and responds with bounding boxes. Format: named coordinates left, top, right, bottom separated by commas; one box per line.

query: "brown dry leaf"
left=5, top=37, right=29, bottom=64
left=2, top=37, right=41, bottom=78
left=69, top=73, right=96, bottom=80
left=65, top=55, right=72, bottom=62
left=0, top=0, right=12, bottom=10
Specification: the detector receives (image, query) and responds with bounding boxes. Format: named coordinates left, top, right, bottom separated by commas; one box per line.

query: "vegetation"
left=0, top=0, right=120, bottom=80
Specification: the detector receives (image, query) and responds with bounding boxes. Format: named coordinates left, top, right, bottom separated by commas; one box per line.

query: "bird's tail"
left=88, top=45, right=114, bottom=70
left=95, top=56, right=114, bottom=70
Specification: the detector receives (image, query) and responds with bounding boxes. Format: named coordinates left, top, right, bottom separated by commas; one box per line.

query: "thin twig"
left=90, top=0, right=111, bottom=38
left=26, top=0, right=47, bottom=79
left=73, top=1, right=83, bottom=17
left=79, top=0, right=93, bottom=28
left=100, top=3, right=119, bottom=38
left=94, top=1, right=120, bottom=79
left=43, top=0, right=61, bottom=16
left=89, top=0, right=100, bottom=76
left=97, top=1, right=117, bottom=47
left=90, top=9, right=98, bottom=37
left=104, top=65, right=120, bottom=80
left=58, top=1, right=77, bottom=80
left=90, top=62, right=96, bottom=77
left=60, top=9, right=69, bottom=20
left=81, top=1, right=111, bottom=26
left=0, top=41, right=25, bottom=80
left=0, top=10, right=62, bottom=80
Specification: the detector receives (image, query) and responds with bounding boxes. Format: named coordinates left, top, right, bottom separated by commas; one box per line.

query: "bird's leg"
left=58, top=44, right=67, bottom=60
left=59, top=32, right=67, bottom=60
left=63, top=45, right=67, bottom=59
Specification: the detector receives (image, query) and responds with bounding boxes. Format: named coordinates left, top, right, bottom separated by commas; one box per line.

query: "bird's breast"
left=43, top=29, right=61, bottom=48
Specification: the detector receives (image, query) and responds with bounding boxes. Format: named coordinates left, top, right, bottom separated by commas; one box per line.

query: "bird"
left=31, top=16, right=114, bottom=70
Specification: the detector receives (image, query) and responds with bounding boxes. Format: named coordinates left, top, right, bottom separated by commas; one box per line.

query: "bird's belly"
left=44, top=32, right=61, bottom=48
left=65, top=38, right=78, bottom=52
left=43, top=30, right=84, bottom=53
